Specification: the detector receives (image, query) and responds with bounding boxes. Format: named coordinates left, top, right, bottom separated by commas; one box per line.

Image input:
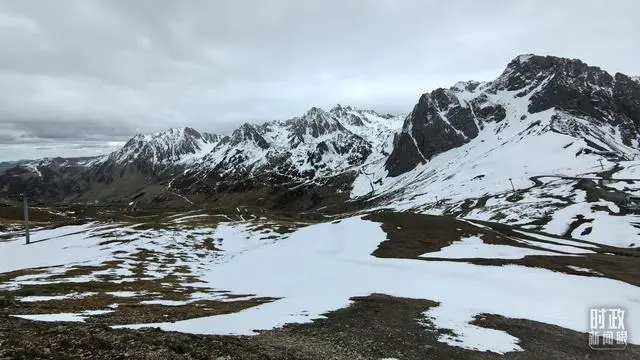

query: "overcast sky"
left=0, top=0, right=638, bottom=161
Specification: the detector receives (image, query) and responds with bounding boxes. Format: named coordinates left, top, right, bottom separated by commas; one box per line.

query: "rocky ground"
left=2, top=294, right=639, bottom=360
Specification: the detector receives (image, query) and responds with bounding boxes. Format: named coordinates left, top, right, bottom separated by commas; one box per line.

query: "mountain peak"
left=330, top=104, right=354, bottom=113
left=229, top=123, right=269, bottom=149
left=506, top=53, right=576, bottom=68
left=129, top=126, right=200, bottom=139
left=451, top=80, right=482, bottom=93
left=514, top=53, right=536, bottom=64
left=107, top=126, right=221, bottom=167
left=299, top=106, right=342, bottom=125
left=304, top=106, right=332, bottom=119
left=489, top=54, right=613, bottom=95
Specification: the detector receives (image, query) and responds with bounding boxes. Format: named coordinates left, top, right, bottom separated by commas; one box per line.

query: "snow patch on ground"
left=140, top=299, right=190, bottom=306
left=424, top=306, right=523, bottom=354
left=12, top=309, right=114, bottom=323
left=106, top=291, right=140, bottom=298
left=420, top=236, right=560, bottom=259
left=18, top=292, right=96, bottom=302
left=567, top=266, right=603, bottom=276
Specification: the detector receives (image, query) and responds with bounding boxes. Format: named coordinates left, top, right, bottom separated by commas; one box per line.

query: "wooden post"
left=598, top=159, right=604, bottom=169
left=509, top=178, right=515, bottom=192
left=24, top=194, right=29, bottom=244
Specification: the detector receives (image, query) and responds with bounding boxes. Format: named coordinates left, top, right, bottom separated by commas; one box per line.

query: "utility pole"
left=597, top=159, right=605, bottom=170
left=23, top=193, right=29, bottom=245
left=508, top=178, right=516, bottom=192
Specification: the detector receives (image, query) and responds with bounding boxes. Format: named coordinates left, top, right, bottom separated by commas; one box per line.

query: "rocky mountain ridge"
left=1, top=105, right=404, bottom=209
left=2, top=54, right=639, bottom=214
left=384, top=54, right=640, bottom=177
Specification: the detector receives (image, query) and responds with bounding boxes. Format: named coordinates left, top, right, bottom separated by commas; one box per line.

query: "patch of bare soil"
left=365, top=212, right=483, bottom=258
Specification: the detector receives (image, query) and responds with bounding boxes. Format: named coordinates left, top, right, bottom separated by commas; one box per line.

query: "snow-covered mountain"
left=94, top=127, right=220, bottom=167
left=382, top=54, right=638, bottom=178
left=2, top=54, right=639, bottom=221
left=353, top=54, right=639, bottom=198
left=0, top=105, right=404, bottom=207
left=83, top=106, right=402, bottom=183
left=168, top=106, right=402, bottom=188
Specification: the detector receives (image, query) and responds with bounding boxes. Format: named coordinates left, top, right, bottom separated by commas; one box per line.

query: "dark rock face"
left=309, top=142, right=331, bottom=166
left=612, top=73, right=640, bottom=144
left=432, top=89, right=479, bottom=139
left=490, top=55, right=614, bottom=96
left=408, top=94, right=469, bottom=160
left=489, top=55, right=639, bottom=145
left=229, top=124, right=270, bottom=150
left=385, top=90, right=477, bottom=177
left=384, top=132, right=426, bottom=177
left=518, top=57, right=639, bottom=145
left=526, top=59, right=614, bottom=116
left=470, top=95, right=506, bottom=123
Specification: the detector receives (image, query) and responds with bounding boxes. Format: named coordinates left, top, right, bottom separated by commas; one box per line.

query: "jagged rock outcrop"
left=384, top=88, right=487, bottom=177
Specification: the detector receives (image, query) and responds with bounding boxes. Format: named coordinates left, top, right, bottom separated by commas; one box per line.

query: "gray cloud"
left=3, top=119, right=134, bottom=143
left=0, top=0, right=639, bottom=160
